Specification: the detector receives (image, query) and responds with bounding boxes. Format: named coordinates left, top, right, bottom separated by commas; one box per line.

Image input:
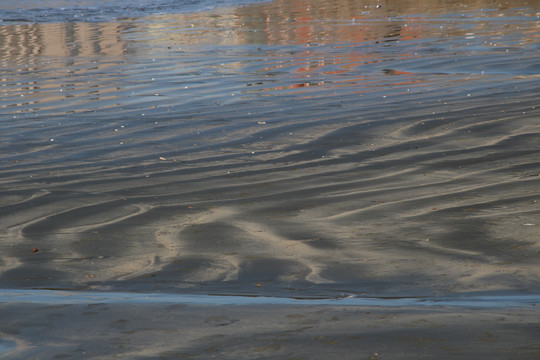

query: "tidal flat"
left=1, top=0, right=539, bottom=358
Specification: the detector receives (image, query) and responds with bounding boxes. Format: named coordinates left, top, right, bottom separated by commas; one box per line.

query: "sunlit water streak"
left=0, top=289, right=539, bottom=308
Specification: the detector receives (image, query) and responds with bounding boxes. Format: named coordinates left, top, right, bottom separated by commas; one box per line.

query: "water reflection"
left=2, top=0, right=537, bottom=59
left=0, top=21, right=129, bottom=115
left=0, top=22, right=127, bottom=61
left=232, top=0, right=539, bottom=97
left=0, top=0, right=539, bottom=115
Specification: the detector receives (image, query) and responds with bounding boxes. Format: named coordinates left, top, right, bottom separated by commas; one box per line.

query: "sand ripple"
left=0, top=0, right=539, bottom=297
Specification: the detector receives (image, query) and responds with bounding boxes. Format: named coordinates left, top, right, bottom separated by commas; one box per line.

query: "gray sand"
left=1, top=0, right=540, bottom=358
left=2, top=300, right=540, bottom=359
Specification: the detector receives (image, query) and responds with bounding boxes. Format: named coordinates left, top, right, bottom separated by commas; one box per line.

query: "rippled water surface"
left=0, top=0, right=270, bottom=22
left=1, top=0, right=539, bottom=298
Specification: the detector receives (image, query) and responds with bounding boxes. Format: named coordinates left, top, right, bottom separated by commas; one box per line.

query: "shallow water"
left=0, top=339, right=16, bottom=357
left=1, top=289, right=539, bottom=308
left=0, top=0, right=269, bottom=22
left=1, top=0, right=539, bottom=299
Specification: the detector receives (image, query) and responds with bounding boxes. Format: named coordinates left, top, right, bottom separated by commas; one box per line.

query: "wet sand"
left=1, top=0, right=540, bottom=358
left=2, top=300, right=540, bottom=359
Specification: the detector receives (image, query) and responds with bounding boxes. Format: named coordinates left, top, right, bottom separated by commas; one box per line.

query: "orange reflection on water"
left=0, top=22, right=127, bottom=62
left=230, top=0, right=435, bottom=98
left=1, top=0, right=538, bottom=112
left=232, top=0, right=539, bottom=97
left=0, top=21, right=129, bottom=114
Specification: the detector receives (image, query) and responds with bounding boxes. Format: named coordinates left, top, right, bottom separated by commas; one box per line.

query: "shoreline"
left=0, top=289, right=539, bottom=308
